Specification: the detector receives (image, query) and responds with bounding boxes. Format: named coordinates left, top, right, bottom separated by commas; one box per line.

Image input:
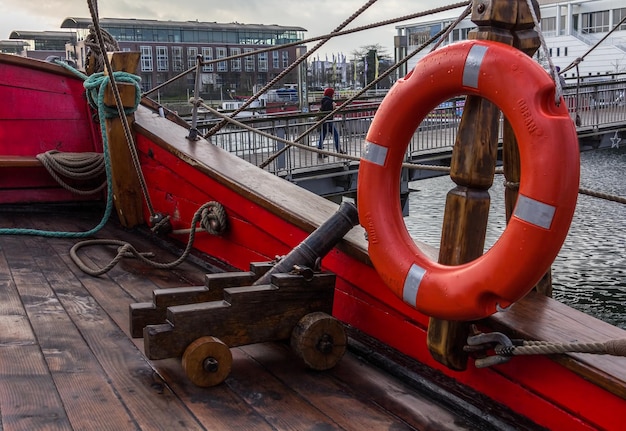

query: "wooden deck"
left=0, top=204, right=504, bottom=431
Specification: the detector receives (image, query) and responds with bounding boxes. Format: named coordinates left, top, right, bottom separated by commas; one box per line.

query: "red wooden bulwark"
left=134, top=105, right=625, bottom=431
left=0, top=54, right=102, bottom=203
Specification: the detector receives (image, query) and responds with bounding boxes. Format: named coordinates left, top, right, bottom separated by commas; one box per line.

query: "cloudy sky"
left=0, top=0, right=461, bottom=58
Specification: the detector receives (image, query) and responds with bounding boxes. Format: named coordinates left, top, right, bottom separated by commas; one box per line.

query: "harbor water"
left=404, top=146, right=626, bottom=329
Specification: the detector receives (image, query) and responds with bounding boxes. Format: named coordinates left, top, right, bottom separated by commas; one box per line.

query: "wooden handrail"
left=0, top=156, right=42, bottom=168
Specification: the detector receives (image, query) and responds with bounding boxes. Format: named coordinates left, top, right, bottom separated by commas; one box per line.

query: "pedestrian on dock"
left=317, top=88, right=345, bottom=158
left=556, top=66, right=566, bottom=88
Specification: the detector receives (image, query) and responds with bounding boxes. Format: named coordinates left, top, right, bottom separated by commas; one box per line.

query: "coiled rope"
left=36, top=150, right=106, bottom=196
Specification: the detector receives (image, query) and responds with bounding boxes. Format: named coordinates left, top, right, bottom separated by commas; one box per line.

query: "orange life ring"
left=357, top=40, right=579, bottom=321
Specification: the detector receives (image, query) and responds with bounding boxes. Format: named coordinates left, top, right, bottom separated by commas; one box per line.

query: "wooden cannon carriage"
left=130, top=202, right=358, bottom=386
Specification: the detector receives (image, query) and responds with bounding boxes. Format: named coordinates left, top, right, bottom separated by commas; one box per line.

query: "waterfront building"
left=394, top=0, right=626, bottom=80
left=6, top=31, right=75, bottom=61
left=57, top=18, right=306, bottom=97
left=0, top=40, right=29, bottom=55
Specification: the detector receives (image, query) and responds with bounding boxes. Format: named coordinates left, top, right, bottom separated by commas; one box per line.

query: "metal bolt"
left=316, top=334, right=334, bottom=354
left=203, top=357, right=219, bottom=373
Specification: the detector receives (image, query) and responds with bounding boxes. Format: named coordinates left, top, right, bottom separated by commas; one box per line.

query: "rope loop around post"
left=83, top=71, right=142, bottom=119
left=465, top=331, right=626, bottom=368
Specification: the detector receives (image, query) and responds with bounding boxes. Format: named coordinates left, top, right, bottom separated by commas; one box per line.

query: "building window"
left=282, top=51, right=289, bottom=68
left=615, top=8, right=626, bottom=31
left=452, top=27, right=473, bottom=41
left=244, top=48, right=255, bottom=72
left=258, top=51, right=268, bottom=72
left=582, top=10, right=610, bottom=33
left=202, top=47, right=213, bottom=72
left=140, top=46, right=153, bottom=72
left=408, top=23, right=442, bottom=46
left=156, top=46, right=168, bottom=72
left=541, top=17, right=556, bottom=36
left=216, top=47, right=227, bottom=72
left=230, top=47, right=241, bottom=71
left=172, top=46, right=183, bottom=72
left=141, top=73, right=152, bottom=92
left=273, top=51, right=279, bottom=68
left=187, top=47, right=198, bottom=70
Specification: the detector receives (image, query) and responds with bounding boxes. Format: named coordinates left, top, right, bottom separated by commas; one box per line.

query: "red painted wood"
left=0, top=55, right=102, bottom=204
left=135, top=132, right=625, bottom=431
left=137, top=135, right=303, bottom=269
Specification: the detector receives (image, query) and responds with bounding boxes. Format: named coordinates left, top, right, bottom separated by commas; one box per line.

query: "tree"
left=351, top=44, right=393, bottom=89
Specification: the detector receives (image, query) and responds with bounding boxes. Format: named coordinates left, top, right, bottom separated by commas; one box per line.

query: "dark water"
left=404, top=146, right=626, bottom=329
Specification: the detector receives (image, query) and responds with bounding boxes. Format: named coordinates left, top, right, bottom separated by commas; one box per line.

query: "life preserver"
left=357, top=40, right=579, bottom=321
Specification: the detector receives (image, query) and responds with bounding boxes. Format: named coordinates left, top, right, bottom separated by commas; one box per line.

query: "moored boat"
left=2, top=1, right=626, bottom=430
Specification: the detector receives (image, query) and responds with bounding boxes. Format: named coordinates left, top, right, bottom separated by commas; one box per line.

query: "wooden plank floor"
left=0, top=204, right=508, bottom=431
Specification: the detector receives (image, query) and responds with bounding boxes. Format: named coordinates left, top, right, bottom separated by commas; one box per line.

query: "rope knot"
left=200, top=202, right=228, bottom=235
left=83, top=71, right=142, bottom=118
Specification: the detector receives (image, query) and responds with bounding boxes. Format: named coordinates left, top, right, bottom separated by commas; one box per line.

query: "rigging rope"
left=560, top=14, right=626, bottom=75
left=258, top=4, right=474, bottom=169
left=86, top=0, right=158, bottom=219
left=144, top=1, right=471, bottom=100
left=204, top=0, right=381, bottom=138
left=525, top=0, right=563, bottom=104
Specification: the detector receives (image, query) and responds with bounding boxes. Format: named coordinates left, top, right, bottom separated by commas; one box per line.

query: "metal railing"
left=562, top=78, right=626, bottom=134
left=193, top=100, right=464, bottom=176
left=182, top=78, right=626, bottom=180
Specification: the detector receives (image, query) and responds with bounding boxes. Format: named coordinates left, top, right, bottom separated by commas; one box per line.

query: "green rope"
left=0, top=70, right=141, bottom=238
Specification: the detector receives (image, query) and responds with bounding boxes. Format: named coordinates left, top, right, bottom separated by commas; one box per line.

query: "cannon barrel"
left=254, top=202, right=359, bottom=285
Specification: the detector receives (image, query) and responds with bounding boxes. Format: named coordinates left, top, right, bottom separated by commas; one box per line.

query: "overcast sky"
left=0, top=0, right=461, bottom=58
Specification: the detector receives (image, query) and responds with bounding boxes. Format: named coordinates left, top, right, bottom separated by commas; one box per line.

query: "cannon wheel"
left=291, top=312, right=347, bottom=370
left=182, top=336, right=232, bottom=387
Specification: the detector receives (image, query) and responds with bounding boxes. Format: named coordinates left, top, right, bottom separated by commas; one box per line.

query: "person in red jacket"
left=317, top=88, right=345, bottom=158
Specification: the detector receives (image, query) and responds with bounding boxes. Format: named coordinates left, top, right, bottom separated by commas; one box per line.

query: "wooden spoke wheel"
left=182, top=336, right=232, bottom=387
left=290, top=312, right=347, bottom=371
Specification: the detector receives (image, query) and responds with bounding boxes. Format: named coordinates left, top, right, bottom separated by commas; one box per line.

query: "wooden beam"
left=102, top=51, right=143, bottom=228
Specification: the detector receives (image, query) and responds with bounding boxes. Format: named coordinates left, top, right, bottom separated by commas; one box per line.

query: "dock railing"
left=178, top=76, right=625, bottom=181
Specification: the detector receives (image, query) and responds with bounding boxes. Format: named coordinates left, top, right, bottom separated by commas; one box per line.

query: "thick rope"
left=504, top=180, right=626, bottom=206
left=36, top=150, right=106, bottom=196
left=70, top=201, right=226, bottom=276
left=467, top=331, right=626, bottom=367
left=525, top=0, right=562, bottom=104
left=84, top=25, right=120, bottom=74
left=496, top=339, right=626, bottom=357
left=200, top=201, right=228, bottom=235
left=579, top=187, right=626, bottom=204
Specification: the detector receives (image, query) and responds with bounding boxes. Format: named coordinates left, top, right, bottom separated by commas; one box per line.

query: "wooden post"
left=501, top=2, right=552, bottom=296
left=102, top=51, right=144, bottom=228
left=426, top=0, right=542, bottom=370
